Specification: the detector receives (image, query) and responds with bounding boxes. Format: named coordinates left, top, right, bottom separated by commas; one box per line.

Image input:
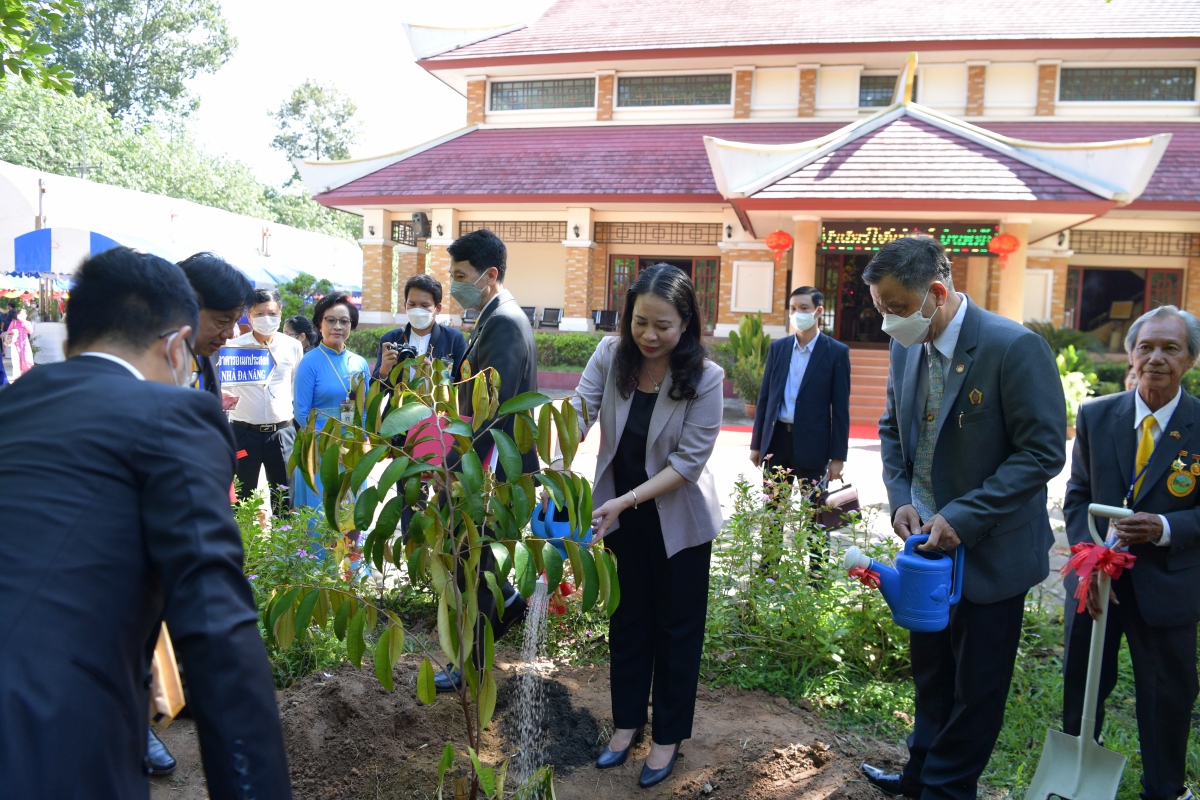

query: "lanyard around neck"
left=319, top=345, right=351, bottom=396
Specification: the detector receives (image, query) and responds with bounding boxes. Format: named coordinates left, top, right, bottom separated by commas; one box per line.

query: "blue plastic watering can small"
left=529, top=499, right=592, bottom=559
left=842, top=533, right=964, bottom=632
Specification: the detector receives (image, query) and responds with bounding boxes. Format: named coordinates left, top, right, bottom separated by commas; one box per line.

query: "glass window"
left=490, top=78, right=596, bottom=110
left=859, top=75, right=917, bottom=107
left=616, top=74, right=732, bottom=107
left=1059, top=68, right=1196, bottom=102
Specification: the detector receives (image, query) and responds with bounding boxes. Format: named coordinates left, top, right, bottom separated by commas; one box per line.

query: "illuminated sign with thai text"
left=820, top=224, right=997, bottom=253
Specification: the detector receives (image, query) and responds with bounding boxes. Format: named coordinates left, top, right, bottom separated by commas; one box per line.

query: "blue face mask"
left=449, top=271, right=488, bottom=311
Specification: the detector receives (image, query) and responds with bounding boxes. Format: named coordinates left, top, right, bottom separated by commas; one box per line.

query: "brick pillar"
left=734, top=68, right=753, bottom=119
left=467, top=78, right=486, bottom=125
left=590, top=242, right=609, bottom=312
left=986, top=258, right=1000, bottom=313
left=1045, top=256, right=1070, bottom=327
left=965, top=255, right=990, bottom=306
left=966, top=63, right=986, bottom=116
left=597, top=72, right=614, bottom=121
left=395, top=245, right=423, bottom=291
left=563, top=243, right=596, bottom=331
left=997, top=221, right=1030, bottom=322
left=792, top=217, right=820, bottom=287
left=950, top=255, right=969, bottom=290
left=428, top=243, right=460, bottom=317
left=1185, top=257, right=1200, bottom=317
left=798, top=68, right=817, bottom=117
left=1036, top=63, right=1058, bottom=117
left=361, top=243, right=394, bottom=315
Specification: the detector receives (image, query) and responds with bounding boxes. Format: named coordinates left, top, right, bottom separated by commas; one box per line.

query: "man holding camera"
left=373, top=275, right=467, bottom=385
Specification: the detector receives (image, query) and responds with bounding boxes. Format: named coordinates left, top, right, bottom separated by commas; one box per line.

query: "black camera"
left=387, top=341, right=419, bottom=362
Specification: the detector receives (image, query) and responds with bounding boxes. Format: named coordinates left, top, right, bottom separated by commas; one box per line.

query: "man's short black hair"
left=177, top=252, right=256, bottom=312
left=404, top=274, right=443, bottom=305
left=447, top=228, right=507, bottom=283
left=252, top=288, right=282, bottom=308
left=67, top=247, right=199, bottom=351
left=312, top=291, right=359, bottom=331
left=7, top=300, right=16, bottom=309
left=862, top=236, right=953, bottom=292
left=789, top=285, right=823, bottom=308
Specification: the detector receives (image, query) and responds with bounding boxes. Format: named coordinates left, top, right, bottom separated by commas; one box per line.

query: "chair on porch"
left=538, top=308, right=563, bottom=329
left=593, top=309, right=619, bottom=332
left=521, top=306, right=537, bottom=326
left=461, top=308, right=479, bottom=329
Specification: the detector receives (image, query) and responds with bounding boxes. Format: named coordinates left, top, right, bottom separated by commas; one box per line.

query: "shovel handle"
left=1087, top=503, right=1132, bottom=546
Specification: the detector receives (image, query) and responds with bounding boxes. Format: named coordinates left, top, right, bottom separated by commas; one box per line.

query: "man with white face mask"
left=373, top=274, right=467, bottom=386
left=226, top=287, right=304, bottom=516
left=859, top=236, right=1065, bottom=800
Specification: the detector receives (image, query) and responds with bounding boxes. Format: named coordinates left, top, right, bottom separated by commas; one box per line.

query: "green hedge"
left=534, top=332, right=605, bottom=369
left=1094, top=361, right=1127, bottom=384
left=346, top=328, right=385, bottom=360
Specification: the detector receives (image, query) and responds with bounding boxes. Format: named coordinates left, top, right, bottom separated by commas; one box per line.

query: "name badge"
left=340, top=399, right=354, bottom=426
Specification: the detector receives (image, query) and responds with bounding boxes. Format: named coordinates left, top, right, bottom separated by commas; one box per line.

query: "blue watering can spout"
left=842, top=533, right=964, bottom=633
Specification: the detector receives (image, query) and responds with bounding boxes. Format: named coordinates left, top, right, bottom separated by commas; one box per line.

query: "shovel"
left=1024, top=503, right=1129, bottom=800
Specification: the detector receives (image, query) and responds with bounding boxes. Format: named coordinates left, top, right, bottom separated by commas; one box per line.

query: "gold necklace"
left=642, top=363, right=667, bottom=393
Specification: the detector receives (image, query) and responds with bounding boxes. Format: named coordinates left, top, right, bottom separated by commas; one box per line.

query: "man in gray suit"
left=858, top=237, right=1067, bottom=800
left=1063, top=305, right=1200, bottom=800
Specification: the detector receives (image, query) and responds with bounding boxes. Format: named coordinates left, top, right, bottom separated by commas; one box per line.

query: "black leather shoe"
left=145, top=728, right=176, bottom=776
left=638, top=743, right=680, bottom=788
left=433, top=668, right=462, bottom=694
left=495, top=595, right=528, bottom=641
left=596, top=726, right=644, bottom=769
left=860, top=763, right=920, bottom=797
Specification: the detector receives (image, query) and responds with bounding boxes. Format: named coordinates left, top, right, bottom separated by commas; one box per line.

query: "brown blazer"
left=571, top=336, right=725, bottom=557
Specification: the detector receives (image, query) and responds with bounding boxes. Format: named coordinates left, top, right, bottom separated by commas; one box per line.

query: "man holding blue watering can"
left=1063, top=305, right=1200, bottom=800
left=861, top=237, right=1067, bottom=800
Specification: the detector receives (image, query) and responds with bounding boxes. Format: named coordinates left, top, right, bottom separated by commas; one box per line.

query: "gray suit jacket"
left=1064, top=390, right=1200, bottom=627
left=878, top=297, right=1067, bottom=604
left=571, top=336, right=725, bottom=558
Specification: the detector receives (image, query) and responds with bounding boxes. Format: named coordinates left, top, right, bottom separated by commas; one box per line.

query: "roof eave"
left=302, top=126, right=480, bottom=196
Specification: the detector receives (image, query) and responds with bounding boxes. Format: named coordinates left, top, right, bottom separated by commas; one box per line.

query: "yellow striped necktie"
left=1133, top=415, right=1155, bottom=500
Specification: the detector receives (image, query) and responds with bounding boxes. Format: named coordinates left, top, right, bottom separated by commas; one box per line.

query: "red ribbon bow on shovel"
left=848, top=566, right=881, bottom=589
left=1059, top=542, right=1137, bottom=614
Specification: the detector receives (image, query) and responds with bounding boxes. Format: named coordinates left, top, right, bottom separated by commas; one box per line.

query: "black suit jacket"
left=0, top=357, right=290, bottom=799
left=1064, top=390, right=1200, bottom=627
left=455, top=291, right=539, bottom=479
left=371, top=322, right=468, bottom=383
left=750, top=333, right=851, bottom=469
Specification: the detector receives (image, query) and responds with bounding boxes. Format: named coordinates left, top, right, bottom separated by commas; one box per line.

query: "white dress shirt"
left=1133, top=387, right=1182, bottom=546
left=777, top=331, right=820, bottom=424
left=909, top=294, right=969, bottom=453
left=80, top=352, right=145, bottom=381
left=225, top=331, right=304, bottom=425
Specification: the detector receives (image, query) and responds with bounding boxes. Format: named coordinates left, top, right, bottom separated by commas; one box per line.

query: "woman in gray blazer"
left=556, top=264, right=724, bottom=788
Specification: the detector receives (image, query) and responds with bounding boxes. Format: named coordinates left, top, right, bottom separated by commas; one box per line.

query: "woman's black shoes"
left=637, top=743, right=679, bottom=788
left=596, top=726, right=644, bottom=769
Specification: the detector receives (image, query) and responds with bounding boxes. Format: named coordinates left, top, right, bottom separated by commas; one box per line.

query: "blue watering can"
left=842, top=533, right=964, bottom=632
left=529, top=499, right=592, bottom=559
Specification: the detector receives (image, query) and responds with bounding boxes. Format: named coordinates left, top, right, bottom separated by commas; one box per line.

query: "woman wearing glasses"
left=291, top=291, right=372, bottom=512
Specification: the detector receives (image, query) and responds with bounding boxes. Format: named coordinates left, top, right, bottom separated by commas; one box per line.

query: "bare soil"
left=150, top=652, right=903, bottom=800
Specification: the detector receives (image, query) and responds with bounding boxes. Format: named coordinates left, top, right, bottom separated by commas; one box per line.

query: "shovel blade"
left=1024, top=729, right=1126, bottom=800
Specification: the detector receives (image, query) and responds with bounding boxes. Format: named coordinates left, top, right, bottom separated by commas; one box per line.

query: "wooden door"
left=693, top=258, right=718, bottom=333
left=609, top=256, right=636, bottom=318
left=1064, top=267, right=1082, bottom=329
left=1145, top=269, right=1181, bottom=311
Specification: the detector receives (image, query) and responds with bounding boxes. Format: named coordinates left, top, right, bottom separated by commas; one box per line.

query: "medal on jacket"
left=340, top=398, right=354, bottom=426
left=1168, top=450, right=1197, bottom=497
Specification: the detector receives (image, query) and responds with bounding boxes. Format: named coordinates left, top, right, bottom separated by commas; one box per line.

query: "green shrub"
left=1184, top=368, right=1200, bottom=398
left=1025, top=321, right=1104, bottom=353
left=729, top=312, right=771, bottom=363
left=1094, top=361, right=1128, bottom=384
left=1092, top=381, right=1122, bottom=397
left=346, top=328, right=385, bottom=360
left=731, top=354, right=764, bottom=402
left=534, top=331, right=605, bottom=369
left=709, top=339, right=738, bottom=375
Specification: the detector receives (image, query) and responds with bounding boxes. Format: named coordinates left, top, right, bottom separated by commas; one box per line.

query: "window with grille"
left=616, top=74, right=732, bottom=107
left=490, top=78, right=596, bottom=110
left=859, top=75, right=917, bottom=107
left=1059, top=68, right=1196, bottom=102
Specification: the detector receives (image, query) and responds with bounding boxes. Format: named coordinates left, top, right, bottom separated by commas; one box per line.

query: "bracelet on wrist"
left=629, top=490, right=638, bottom=509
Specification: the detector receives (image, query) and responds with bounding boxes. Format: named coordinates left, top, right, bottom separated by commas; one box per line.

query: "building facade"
left=296, top=0, right=1199, bottom=420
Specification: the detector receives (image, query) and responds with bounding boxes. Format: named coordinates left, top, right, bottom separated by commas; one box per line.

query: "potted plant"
left=728, top=313, right=771, bottom=416
left=732, top=353, right=765, bottom=417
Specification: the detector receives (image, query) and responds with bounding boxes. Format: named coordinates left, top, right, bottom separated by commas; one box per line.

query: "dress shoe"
left=860, top=763, right=920, bottom=797
left=638, top=742, right=680, bottom=788
left=596, top=726, right=644, bottom=769
left=433, top=667, right=463, bottom=694
left=145, top=728, right=176, bottom=776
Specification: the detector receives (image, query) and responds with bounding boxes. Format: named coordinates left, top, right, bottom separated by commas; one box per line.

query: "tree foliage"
left=276, top=271, right=334, bottom=321
left=1, top=0, right=77, bottom=92
left=271, top=79, right=360, bottom=174
left=41, top=0, right=236, bottom=121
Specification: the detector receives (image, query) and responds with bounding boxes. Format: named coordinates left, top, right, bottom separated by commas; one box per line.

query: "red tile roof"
left=755, top=117, right=1099, bottom=202
left=316, top=121, right=1199, bottom=207
left=424, top=0, right=1200, bottom=63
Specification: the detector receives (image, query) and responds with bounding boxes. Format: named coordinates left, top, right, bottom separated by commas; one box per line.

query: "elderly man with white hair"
left=1062, top=304, right=1200, bottom=800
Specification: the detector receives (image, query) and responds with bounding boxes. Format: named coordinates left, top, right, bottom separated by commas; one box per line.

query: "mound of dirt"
left=151, top=652, right=905, bottom=800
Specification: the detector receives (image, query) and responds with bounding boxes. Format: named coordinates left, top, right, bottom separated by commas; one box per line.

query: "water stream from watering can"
left=509, top=578, right=550, bottom=786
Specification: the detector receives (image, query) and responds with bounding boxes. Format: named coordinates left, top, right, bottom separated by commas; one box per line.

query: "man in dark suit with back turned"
left=0, top=247, right=291, bottom=799
left=750, top=285, right=851, bottom=565
left=1063, top=305, right=1200, bottom=800
left=858, top=236, right=1066, bottom=800
left=430, top=227, right=537, bottom=693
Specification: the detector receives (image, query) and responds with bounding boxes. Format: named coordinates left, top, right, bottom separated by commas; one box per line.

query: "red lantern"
left=987, top=233, right=1021, bottom=268
left=765, top=229, right=794, bottom=266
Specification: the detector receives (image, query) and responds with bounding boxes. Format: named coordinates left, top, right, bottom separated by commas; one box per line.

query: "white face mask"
left=250, top=315, right=281, bottom=335
left=406, top=307, right=434, bottom=330
left=165, top=333, right=193, bottom=388
left=790, top=311, right=816, bottom=332
left=880, top=289, right=935, bottom=348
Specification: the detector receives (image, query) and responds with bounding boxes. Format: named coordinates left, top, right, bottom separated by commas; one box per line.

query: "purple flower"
left=279, top=525, right=292, bottom=531
left=296, top=548, right=308, bottom=558
left=248, top=574, right=258, bottom=580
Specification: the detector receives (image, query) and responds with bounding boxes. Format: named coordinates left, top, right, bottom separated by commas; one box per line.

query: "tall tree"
left=1, top=0, right=78, bottom=92
left=271, top=80, right=360, bottom=169
left=42, top=0, right=236, bottom=121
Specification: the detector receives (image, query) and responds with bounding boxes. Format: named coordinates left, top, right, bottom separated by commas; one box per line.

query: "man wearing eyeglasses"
left=178, top=252, right=257, bottom=411
left=0, top=247, right=291, bottom=799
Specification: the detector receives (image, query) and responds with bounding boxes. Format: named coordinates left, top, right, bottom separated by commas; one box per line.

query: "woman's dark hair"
left=177, top=252, right=256, bottom=312
left=404, top=273, right=443, bottom=305
left=285, top=315, right=318, bottom=351
left=614, top=263, right=706, bottom=401
left=311, top=291, right=359, bottom=336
